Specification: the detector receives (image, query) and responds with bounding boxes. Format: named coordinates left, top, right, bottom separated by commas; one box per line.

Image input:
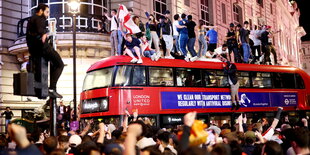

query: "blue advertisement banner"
left=161, top=92, right=297, bottom=109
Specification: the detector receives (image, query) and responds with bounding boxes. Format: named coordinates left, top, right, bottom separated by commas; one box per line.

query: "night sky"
left=296, top=0, right=310, bottom=41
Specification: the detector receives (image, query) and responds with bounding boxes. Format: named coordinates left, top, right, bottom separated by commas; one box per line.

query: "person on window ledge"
left=1, top=107, right=13, bottom=133
left=123, top=33, right=143, bottom=64
left=219, top=54, right=240, bottom=110
left=26, top=4, right=64, bottom=98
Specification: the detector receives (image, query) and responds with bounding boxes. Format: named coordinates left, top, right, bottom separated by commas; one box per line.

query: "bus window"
left=237, top=72, right=250, bottom=88
left=132, top=66, right=146, bottom=86
left=114, top=66, right=133, bottom=86
left=176, top=68, right=202, bottom=87
left=149, top=67, right=174, bottom=86
left=252, top=72, right=272, bottom=88
left=274, top=73, right=295, bottom=89
left=216, top=71, right=229, bottom=87
left=295, top=73, right=305, bottom=89
left=203, top=70, right=218, bottom=87
left=83, top=67, right=113, bottom=91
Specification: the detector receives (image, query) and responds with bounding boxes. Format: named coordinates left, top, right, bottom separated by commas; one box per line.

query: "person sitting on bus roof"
left=123, top=33, right=143, bottom=64
left=140, top=35, right=160, bottom=61
left=219, top=53, right=240, bottom=110
left=206, top=44, right=228, bottom=59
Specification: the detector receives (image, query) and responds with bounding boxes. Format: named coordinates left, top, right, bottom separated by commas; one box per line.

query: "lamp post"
left=68, top=0, right=80, bottom=121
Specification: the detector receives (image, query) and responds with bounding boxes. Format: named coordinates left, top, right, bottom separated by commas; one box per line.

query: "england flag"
left=118, top=4, right=141, bottom=34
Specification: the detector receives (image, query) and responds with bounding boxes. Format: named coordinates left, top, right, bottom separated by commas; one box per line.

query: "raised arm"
left=179, top=111, right=196, bottom=152
left=105, top=13, right=112, bottom=21
left=262, top=107, right=283, bottom=140
left=97, top=122, right=106, bottom=144
left=8, top=124, right=43, bottom=154
left=79, top=121, right=91, bottom=137
left=124, top=123, right=143, bottom=155
left=238, top=114, right=244, bottom=133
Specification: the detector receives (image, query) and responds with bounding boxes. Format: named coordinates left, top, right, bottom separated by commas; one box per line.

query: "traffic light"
left=13, top=57, right=48, bottom=99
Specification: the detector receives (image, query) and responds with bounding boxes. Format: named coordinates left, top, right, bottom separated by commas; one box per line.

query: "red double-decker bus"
left=80, top=56, right=310, bottom=127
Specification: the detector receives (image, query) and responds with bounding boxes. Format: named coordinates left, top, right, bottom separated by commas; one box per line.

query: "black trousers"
left=43, top=43, right=64, bottom=90
left=251, top=45, right=261, bottom=63
left=27, top=37, right=64, bottom=91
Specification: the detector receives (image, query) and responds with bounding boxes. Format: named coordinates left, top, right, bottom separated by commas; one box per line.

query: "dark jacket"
left=223, top=62, right=238, bottom=85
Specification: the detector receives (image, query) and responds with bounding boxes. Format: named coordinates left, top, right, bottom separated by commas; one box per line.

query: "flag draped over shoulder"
left=118, top=4, right=141, bottom=34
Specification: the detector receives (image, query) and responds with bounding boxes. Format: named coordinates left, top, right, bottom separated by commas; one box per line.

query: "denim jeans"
left=187, top=37, right=197, bottom=57
left=179, top=34, right=188, bottom=56
left=173, top=35, right=180, bottom=52
left=117, top=30, right=125, bottom=55
left=242, top=43, right=250, bottom=63
left=144, top=50, right=156, bottom=58
left=198, top=35, right=207, bottom=57
left=5, top=119, right=10, bottom=132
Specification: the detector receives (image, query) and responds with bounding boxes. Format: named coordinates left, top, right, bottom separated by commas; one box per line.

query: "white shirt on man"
left=173, top=20, right=179, bottom=36
left=214, top=46, right=228, bottom=55
left=110, top=16, right=118, bottom=31
left=250, top=30, right=263, bottom=46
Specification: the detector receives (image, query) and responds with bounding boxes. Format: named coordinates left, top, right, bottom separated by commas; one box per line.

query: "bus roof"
left=87, top=56, right=301, bottom=73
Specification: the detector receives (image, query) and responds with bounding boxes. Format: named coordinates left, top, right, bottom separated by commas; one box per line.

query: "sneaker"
left=150, top=54, right=156, bottom=61
left=157, top=52, right=162, bottom=58
left=155, top=53, right=161, bottom=61
left=231, top=103, right=236, bottom=110
left=137, top=59, right=143, bottom=64
left=48, top=89, right=63, bottom=98
left=130, top=58, right=138, bottom=63
left=165, top=55, right=175, bottom=59
left=190, top=56, right=198, bottom=62
left=184, top=56, right=190, bottom=62
left=235, top=103, right=240, bottom=110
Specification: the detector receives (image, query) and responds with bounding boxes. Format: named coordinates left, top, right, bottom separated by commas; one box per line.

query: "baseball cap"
left=229, top=23, right=235, bottom=27
left=136, top=137, right=156, bottom=149
left=69, top=135, right=82, bottom=147
left=208, top=125, right=221, bottom=135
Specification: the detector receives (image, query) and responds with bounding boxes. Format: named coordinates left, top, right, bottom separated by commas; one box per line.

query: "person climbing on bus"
left=219, top=54, right=240, bottom=110
left=123, top=33, right=143, bottom=64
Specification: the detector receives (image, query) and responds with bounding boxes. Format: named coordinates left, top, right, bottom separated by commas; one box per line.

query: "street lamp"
left=68, top=0, right=80, bottom=121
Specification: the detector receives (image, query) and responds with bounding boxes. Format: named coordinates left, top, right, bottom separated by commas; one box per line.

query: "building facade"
left=301, top=41, right=310, bottom=76
left=0, top=0, right=306, bottom=132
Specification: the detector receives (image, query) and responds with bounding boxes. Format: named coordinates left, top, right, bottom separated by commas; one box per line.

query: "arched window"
left=233, top=4, right=242, bottom=25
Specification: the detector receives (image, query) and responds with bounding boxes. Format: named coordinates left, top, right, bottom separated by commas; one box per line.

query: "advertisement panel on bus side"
left=161, top=92, right=298, bottom=109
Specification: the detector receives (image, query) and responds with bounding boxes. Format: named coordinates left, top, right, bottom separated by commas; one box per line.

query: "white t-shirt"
left=111, top=16, right=118, bottom=31
left=173, top=20, right=179, bottom=36
left=250, top=30, right=263, bottom=46
left=60, top=106, right=64, bottom=114
left=214, top=47, right=228, bottom=55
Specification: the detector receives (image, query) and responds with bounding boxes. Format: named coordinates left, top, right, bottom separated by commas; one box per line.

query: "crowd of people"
left=105, top=8, right=281, bottom=65
left=1, top=107, right=310, bottom=155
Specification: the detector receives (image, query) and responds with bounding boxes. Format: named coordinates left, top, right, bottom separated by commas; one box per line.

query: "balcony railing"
left=17, top=13, right=108, bottom=38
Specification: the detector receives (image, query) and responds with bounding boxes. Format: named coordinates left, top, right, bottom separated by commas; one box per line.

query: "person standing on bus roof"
left=219, top=54, right=240, bottom=110
left=105, top=9, right=119, bottom=56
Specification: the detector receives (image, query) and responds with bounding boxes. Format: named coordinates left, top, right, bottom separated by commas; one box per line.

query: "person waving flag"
left=118, top=4, right=141, bottom=34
